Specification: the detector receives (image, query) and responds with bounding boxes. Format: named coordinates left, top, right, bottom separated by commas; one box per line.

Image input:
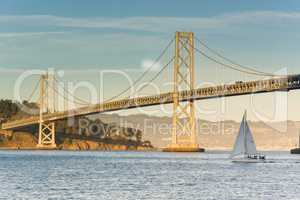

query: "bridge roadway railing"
left=2, top=74, right=300, bottom=130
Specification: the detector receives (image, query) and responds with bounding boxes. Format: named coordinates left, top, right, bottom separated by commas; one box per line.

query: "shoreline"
left=0, top=147, right=293, bottom=153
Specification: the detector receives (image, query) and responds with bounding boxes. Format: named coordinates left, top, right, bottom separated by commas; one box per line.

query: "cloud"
left=0, top=15, right=222, bottom=31
left=141, top=59, right=162, bottom=71
left=0, top=11, right=299, bottom=70
left=0, top=31, right=65, bottom=38
left=0, top=11, right=299, bottom=34
left=0, top=68, right=26, bottom=73
left=220, top=11, right=300, bottom=24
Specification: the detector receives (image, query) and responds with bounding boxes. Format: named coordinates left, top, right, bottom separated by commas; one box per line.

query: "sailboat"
left=230, top=111, right=266, bottom=163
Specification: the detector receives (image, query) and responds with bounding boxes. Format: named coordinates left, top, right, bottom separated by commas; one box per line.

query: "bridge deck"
left=2, top=74, right=300, bottom=130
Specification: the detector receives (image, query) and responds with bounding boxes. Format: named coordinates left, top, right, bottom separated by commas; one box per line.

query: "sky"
left=1, top=0, right=300, bottom=122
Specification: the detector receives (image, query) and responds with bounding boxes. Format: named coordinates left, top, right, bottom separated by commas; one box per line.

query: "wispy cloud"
left=0, top=11, right=299, bottom=71
left=141, top=59, right=162, bottom=71
left=0, top=31, right=65, bottom=38
left=0, top=68, right=25, bottom=73
left=0, top=11, right=299, bottom=34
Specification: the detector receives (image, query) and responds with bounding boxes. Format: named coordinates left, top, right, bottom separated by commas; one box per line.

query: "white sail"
left=231, top=111, right=257, bottom=158
left=244, top=119, right=257, bottom=155
left=231, top=116, right=246, bottom=157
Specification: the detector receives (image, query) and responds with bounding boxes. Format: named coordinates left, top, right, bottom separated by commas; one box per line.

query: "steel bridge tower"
left=164, top=32, right=204, bottom=152
left=37, top=72, right=57, bottom=148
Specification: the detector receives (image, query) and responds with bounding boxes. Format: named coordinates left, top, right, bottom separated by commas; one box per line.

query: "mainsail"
left=231, top=111, right=257, bottom=158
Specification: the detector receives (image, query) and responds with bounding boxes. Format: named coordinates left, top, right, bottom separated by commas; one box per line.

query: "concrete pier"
left=163, top=144, right=205, bottom=152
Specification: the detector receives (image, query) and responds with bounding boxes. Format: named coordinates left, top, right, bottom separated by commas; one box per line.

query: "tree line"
left=0, top=99, right=38, bottom=124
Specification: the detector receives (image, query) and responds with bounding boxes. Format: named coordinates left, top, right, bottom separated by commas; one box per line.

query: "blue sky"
left=0, top=0, right=300, bottom=71
left=1, top=0, right=300, bottom=121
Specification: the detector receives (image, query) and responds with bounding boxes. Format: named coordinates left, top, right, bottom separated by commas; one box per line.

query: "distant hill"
left=1, top=97, right=299, bottom=151
left=0, top=115, right=153, bottom=150
left=93, top=113, right=300, bottom=151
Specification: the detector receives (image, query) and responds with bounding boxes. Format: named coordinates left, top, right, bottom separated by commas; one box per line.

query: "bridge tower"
left=37, top=72, right=57, bottom=148
left=164, top=32, right=204, bottom=152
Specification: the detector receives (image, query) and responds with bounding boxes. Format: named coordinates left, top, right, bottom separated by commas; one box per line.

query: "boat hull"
left=291, top=148, right=300, bottom=154
left=232, top=158, right=266, bottom=163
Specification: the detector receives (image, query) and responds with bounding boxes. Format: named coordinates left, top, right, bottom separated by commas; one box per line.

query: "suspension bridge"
left=1, top=32, right=300, bottom=151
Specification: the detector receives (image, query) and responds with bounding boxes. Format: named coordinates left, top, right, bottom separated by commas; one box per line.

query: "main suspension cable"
left=191, top=44, right=279, bottom=77
left=127, top=56, right=175, bottom=98
left=53, top=77, right=90, bottom=105
left=26, top=78, right=41, bottom=103
left=194, top=37, right=278, bottom=77
left=47, top=82, right=89, bottom=106
left=103, top=38, right=174, bottom=102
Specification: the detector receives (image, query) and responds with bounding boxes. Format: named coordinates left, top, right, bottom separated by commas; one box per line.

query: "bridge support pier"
left=37, top=121, right=56, bottom=148
left=37, top=73, right=57, bottom=149
left=163, top=32, right=204, bottom=152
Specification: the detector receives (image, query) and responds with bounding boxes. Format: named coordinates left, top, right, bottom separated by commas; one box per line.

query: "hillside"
left=1, top=103, right=300, bottom=151
left=0, top=115, right=153, bottom=150
left=94, top=113, right=300, bottom=151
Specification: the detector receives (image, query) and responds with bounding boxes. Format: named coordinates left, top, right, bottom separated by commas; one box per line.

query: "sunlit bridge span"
left=2, top=32, right=300, bottom=151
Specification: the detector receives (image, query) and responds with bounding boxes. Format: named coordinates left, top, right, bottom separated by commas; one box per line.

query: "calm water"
left=0, top=151, right=299, bottom=200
